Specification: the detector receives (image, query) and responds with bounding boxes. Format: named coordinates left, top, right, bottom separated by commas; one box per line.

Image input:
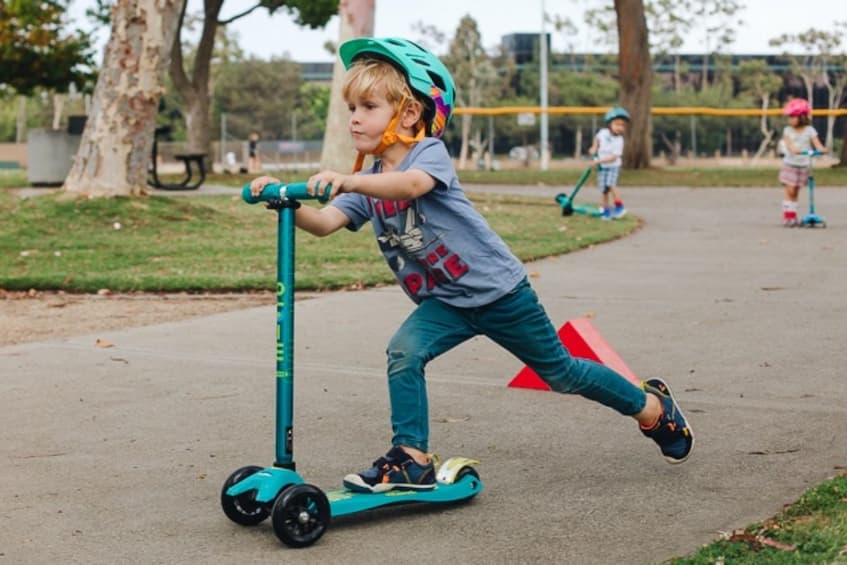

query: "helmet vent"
left=426, top=70, right=446, bottom=91
left=407, top=40, right=428, bottom=53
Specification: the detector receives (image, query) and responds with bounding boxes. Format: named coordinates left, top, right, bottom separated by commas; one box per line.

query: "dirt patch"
left=0, top=289, right=276, bottom=346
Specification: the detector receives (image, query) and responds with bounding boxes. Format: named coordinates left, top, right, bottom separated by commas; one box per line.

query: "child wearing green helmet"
left=589, top=106, right=630, bottom=219
left=249, top=39, right=693, bottom=494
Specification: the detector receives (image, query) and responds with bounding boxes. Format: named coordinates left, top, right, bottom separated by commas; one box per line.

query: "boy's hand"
left=249, top=176, right=280, bottom=198
left=308, top=171, right=356, bottom=200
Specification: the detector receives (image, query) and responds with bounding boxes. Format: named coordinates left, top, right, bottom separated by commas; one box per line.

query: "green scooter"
left=554, top=165, right=602, bottom=217
left=220, top=181, right=483, bottom=548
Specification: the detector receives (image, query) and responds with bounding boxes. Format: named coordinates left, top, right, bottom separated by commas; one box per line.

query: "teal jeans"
left=386, top=278, right=648, bottom=451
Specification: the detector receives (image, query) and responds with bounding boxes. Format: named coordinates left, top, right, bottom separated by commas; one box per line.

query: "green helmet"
left=604, top=106, right=631, bottom=123
left=339, top=37, right=455, bottom=138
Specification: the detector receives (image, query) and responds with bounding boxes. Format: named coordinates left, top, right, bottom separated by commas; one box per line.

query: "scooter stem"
left=274, top=200, right=297, bottom=469
left=241, top=181, right=333, bottom=469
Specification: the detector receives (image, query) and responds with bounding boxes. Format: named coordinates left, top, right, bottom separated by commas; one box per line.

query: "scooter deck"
left=554, top=194, right=603, bottom=217
left=801, top=213, right=826, bottom=227
left=326, top=473, right=483, bottom=517
left=569, top=203, right=603, bottom=217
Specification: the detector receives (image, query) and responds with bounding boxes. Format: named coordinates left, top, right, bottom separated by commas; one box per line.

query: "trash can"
left=26, top=128, right=82, bottom=186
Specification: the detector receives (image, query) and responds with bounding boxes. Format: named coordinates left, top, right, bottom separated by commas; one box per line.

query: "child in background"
left=589, top=107, right=630, bottom=220
left=247, top=132, right=261, bottom=173
left=250, top=38, right=694, bottom=493
left=779, top=98, right=826, bottom=227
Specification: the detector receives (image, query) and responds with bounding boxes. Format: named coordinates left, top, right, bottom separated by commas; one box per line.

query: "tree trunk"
left=840, top=126, right=847, bottom=167
left=320, top=0, right=375, bottom=173
left=64, top=0, right=185, bottom=196
left=752, top=96, right=773, bottom=163
left=15, top=95, right=26, bottom=143
left=458, top=114, right=471, bottom=169
left=615, top=0, right=653, bottom=169
left=673, top=53, right=681, bottom=92
left=574, top=127, right=582, bottom=159
left=823, top=81, right=841, bottom=152
left=170, top=0, right=221, bottom=158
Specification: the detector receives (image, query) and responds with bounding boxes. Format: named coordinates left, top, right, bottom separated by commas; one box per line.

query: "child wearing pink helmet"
left=779, top=98, right=827, bottom=227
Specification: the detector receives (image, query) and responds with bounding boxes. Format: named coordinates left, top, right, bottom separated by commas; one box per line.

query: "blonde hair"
left=342, top=58, right=424, bottom=124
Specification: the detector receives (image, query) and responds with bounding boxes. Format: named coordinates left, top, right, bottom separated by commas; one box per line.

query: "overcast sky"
left=70, top=0, right=845, bottom=62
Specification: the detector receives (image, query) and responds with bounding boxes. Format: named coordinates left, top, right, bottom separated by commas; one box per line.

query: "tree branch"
left=217, top=3, right=264, bottom=25
left=169, top=1, right=192, bottom=100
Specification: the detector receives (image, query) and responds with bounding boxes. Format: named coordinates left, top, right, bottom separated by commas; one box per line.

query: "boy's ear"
left=401, top=99, right=425, bottom=128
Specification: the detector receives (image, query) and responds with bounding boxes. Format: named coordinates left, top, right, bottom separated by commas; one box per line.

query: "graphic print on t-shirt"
left=372, top=197, right=469, bottom=296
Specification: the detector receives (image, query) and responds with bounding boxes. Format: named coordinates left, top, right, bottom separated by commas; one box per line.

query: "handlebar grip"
left=241, top=181, right=332, bottom=204
left=805, top=150, right=824, bottom=157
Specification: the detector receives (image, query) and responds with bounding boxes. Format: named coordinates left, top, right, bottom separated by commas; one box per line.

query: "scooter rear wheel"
left=221, top=465, right=272, bottom=526
left=272, top=483, right=330, bottom=547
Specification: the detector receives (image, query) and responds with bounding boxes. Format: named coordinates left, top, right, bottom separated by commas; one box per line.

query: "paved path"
left=2, top=186, right=846, bottom=564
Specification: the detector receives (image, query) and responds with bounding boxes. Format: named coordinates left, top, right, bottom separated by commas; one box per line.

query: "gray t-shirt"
left=331, top=138, right=526, bottom=307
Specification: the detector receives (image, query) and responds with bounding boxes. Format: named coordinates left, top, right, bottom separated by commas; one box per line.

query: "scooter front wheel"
left=272, top=483, right=330, bottom=548
left=221, top=465, right=272, bottom=526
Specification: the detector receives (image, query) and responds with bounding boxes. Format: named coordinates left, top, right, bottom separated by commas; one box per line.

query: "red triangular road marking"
left=508, top=317, right=640, bottom=390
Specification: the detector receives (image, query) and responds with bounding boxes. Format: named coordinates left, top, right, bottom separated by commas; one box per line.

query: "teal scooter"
left=554, top=165, right=602, bottom=217
left=800, top=150, right=826, bottom=228
left=220, top=182, right=483, bottom=548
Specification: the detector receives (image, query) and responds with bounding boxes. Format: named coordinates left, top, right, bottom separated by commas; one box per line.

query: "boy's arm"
left=588, top=139, right=598, bottom=156
left=295, top=205, right=350, bottom=237
left=309, top=168, right=436, bottom=201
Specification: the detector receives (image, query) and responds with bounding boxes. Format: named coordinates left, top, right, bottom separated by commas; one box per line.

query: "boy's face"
left=609, top=118, right=627, bottom=135
left=347, top=90, right=397, bottom=154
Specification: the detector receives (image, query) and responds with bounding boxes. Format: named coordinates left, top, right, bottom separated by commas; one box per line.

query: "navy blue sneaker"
left=343, top=446, right=436, bottom=493
left=641, top=378, right=694, bottom=464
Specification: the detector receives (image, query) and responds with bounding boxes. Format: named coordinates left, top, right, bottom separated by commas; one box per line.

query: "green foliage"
left=212, top=57, right=304, bottom=140
left=442, top=16, right=499, bottom=107
left=487, top=71, right=618, bottom=156
left=737, top=59, right=783, bottom=107
left=297, top=82, right=331, bottom=139
left=0, top=0, right=96, bottom=95
left=262, top=0, right=336, bottom=28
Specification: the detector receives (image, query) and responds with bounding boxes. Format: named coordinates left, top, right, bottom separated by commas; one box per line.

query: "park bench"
left=147, top=126, right=206, bottom=191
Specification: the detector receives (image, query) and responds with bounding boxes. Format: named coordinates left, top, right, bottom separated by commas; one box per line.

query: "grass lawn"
left=0, top=191, right=637, bottom=292
left=666, top=473, right=847, bottom=564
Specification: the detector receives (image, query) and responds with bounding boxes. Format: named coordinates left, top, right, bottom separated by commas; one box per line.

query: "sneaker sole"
left=644, top=377, right=695, bottom=464
left=343, top=474, right=437, bottom=494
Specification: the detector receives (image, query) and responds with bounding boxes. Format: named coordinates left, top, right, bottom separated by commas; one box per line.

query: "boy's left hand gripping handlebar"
left=241, top=181, right=332, bottom=204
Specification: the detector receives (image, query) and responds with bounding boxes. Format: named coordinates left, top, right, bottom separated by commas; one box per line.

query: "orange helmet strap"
left=351, top=96, right=424, bottom=173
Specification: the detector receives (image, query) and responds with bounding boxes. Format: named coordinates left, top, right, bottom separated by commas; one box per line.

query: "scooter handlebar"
left=241, top=181, right=332, bottom=204
left=804, top=150, right=824, bottom=157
